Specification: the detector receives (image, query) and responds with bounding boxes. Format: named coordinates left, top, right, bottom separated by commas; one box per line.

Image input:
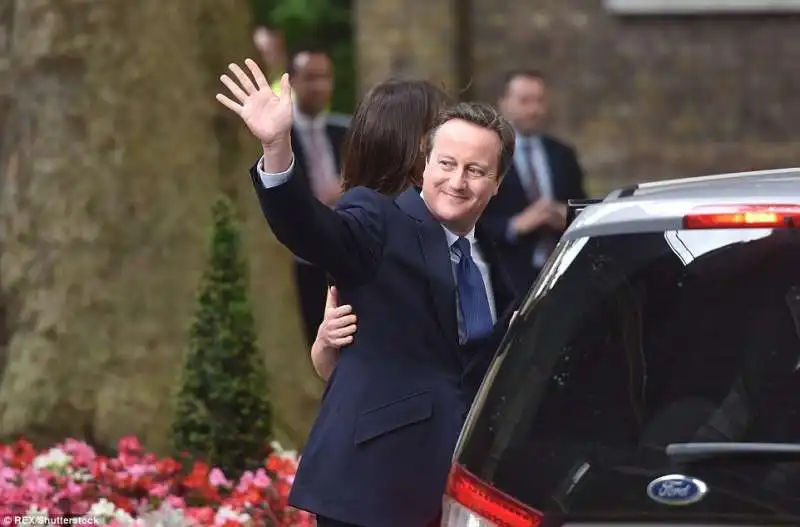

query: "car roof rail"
left=566, top=198, right=604, bottom=228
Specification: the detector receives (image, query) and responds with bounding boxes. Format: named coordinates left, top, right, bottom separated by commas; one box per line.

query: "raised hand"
left=216, top=58, right=293, bottom=149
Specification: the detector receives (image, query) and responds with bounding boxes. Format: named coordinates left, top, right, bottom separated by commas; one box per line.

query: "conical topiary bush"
left=171, top=196, right=272, bottom=477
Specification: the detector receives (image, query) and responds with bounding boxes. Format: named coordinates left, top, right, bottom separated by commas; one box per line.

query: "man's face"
left=500, top=76, right=547, bottom=135
left=291, top=52, right=334, bottom=116
left=421, top=119, right=501, bottom=235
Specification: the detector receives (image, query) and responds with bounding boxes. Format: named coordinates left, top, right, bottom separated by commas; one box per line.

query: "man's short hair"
left=287, top=43, right=331, bottom=76
left=425, top=102, right=516, bottom=180
left=500, top=69, right=546, bottom=97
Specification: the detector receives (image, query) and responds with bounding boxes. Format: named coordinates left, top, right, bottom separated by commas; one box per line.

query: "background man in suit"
left=215, top=62, right=517, bottom=527
left=482, top=69, right=587, bottom=295
left=285, top=44, right=350, bottom=347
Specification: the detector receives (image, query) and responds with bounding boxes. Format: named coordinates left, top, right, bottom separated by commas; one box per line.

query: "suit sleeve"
left=250, top=159, right=387, bottom=286
left=565, top=147, right=588, bottom=200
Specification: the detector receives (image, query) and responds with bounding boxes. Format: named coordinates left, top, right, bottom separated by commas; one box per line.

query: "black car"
left=442, top=169, right=800, bottom=526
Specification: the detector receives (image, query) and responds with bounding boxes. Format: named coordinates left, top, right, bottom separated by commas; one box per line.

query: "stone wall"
left=356, top=0, right=800, bottom=195
left=354, top=0, right=460, bottom=97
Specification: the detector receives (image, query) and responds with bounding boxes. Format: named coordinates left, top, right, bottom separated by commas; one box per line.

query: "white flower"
left=114, top=509, right=135, bottom=525
left=270, top=440, right=298, bottom=460
left=32, top=447, right=73, bottom=473
left=26, top=506, right=48, bottom=517
left=88, top=498, right=119, bottom=524
left=70, top=467, right=94, bottom=482
left=214, top=506, right=250, bottom=526
left=135, top=503, right=195, bottom=527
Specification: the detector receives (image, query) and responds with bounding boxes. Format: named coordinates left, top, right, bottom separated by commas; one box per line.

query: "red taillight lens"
left=683, top=204, right=800, bottom=229
left=444, top=464, right=543, bottom=527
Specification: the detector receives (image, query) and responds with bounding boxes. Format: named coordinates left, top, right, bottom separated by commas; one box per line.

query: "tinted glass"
left=457, top=229, right=800, bottom=523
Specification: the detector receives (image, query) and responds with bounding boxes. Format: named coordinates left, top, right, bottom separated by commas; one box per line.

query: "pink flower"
left=209, top=467, right=231, bottom=488
left=117, top=436, right=142, bottom=453
left=60, top=439, right=96, bottom=465
left=0, top=435, right=313, bottom=525
left=164, top=495, right=186, bottom=509
left=235, top=471, right=253, bottom=492
left=252, top=468, right=272, bottom=489
left=149, top=482, right=171, bottom=498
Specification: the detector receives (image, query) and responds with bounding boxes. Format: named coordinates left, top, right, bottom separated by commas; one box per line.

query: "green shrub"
left=171, top=196, right=272, bottom=477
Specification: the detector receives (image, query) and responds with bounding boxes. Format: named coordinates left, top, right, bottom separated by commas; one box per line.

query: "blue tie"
left=453, top=237, right=493, bottom=341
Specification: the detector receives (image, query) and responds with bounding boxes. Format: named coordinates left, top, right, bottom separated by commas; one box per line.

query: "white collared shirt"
left=292, top=104, right=339, bottom=192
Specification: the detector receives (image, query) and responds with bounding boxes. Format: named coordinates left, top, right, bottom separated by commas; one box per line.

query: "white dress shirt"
left=292, top=106, right=339, bottom=195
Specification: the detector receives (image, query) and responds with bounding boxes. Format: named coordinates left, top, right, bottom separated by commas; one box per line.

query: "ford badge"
left=647, top=474, right=708, bottom=506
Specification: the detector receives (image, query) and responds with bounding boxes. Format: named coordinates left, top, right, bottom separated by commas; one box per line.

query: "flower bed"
left=0, top=436, right=314, bottom=526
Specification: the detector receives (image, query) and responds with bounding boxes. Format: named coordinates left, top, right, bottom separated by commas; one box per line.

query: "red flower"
left=117, top=436, right=142, bottom=454
left=155, top=458, right=181, bottom=475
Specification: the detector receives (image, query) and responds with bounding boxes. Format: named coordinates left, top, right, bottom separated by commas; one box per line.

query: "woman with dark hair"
left=309, top=79, right=450, bottom=380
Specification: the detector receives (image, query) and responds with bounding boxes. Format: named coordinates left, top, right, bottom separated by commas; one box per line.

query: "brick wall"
left=356, top=0, right=800, bottom=195
left=354, top=0, right=460, bottom=97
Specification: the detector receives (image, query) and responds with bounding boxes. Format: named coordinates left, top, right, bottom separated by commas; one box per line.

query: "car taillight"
left=441, top=464, right=543, bottom=527
left=683, top=204, right=800, bottom=229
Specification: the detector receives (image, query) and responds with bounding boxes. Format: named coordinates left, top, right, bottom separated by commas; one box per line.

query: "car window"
left=457, top=229, right=800, bottom=522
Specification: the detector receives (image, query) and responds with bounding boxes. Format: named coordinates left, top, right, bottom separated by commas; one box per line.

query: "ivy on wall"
left=251, top=0, right=356, bottom=114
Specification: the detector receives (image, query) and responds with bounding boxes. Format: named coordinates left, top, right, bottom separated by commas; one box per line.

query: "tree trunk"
left=0, top=0, right=321, bottom=454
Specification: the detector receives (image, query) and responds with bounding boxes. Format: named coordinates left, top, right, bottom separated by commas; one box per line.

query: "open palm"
left=216, top=58, right=293, bottom=147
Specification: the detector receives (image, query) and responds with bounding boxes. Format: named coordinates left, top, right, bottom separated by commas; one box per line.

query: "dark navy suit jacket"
left=250, top=160, right=516, bottom=527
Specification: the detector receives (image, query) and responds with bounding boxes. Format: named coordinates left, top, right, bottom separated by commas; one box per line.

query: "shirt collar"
left=293, top=102, right=328, bottom=131
left=419, top=190, right=477, bottom=248
left=515, top=131, right=541, bottom=148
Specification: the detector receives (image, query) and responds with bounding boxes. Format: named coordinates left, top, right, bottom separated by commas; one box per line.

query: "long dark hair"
left=340, top=79, right=450, bottom=196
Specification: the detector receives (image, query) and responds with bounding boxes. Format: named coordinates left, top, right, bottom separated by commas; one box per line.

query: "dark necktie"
left=520, top=137, right=541, bottom=202
left=453, top=237, right=493, bottom=341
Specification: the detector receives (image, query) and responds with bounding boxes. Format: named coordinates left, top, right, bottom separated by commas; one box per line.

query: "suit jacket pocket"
left=353, top=391, right=433, bottom=445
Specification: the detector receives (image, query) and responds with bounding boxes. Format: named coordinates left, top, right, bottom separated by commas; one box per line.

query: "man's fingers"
left=228, top=63, right=257, bottom=94
left=215, top=93, right=242, bottom=115
left=220, top=74, right=248, bottom=103
left=245, top=58, right=271, bottom=90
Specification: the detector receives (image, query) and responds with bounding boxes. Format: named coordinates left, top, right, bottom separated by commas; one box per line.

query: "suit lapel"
left=396, top=189, right=459, bottom=346
left=541, top=136, right=566, bottom=199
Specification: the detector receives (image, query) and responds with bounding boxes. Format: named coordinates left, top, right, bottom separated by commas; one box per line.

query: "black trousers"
left=315, top=517, right=362, bottom=527
left=293, top=260, right=329, bottom=347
